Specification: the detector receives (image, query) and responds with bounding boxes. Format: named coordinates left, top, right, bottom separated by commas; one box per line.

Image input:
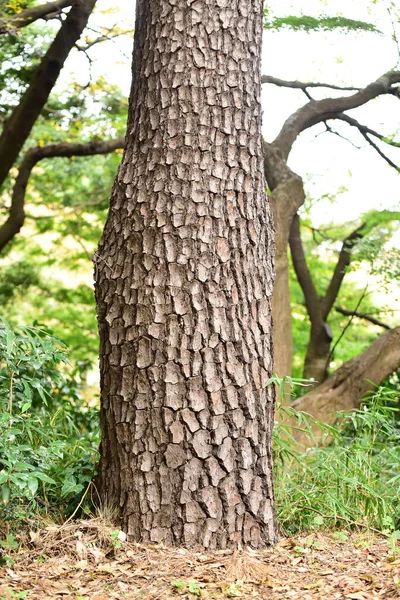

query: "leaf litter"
left=0, top=517, right=399, bottom=599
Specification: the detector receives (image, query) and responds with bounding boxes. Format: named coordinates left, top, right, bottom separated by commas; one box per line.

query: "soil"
left=0, top=518, right=399, bottom=599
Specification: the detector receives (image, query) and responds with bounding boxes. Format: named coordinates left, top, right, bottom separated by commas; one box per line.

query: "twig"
left=59, top=481, right=92, bottom=530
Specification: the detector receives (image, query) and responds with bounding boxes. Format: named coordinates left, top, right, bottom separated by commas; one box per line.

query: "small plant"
left=172, top=580, right=201, bottom=596
left=0, top=591, right=27, bottom=600
left=110, top=529, right=126, bottom=549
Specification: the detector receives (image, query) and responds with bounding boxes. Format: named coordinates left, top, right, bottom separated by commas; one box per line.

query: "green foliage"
left=272, top=380, right=400, bottom=536
left=290, top=208, right=400, bottom=378
left=0, top=319, right=99, bottom=523
left=263, top=12, right=380, bottom=34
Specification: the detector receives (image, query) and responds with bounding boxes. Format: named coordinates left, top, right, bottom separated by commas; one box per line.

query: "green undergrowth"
left=0, top=319, right=99, bottom=529
left=272, top=375, right=400, bottom=543
left=0, top=321, right=399, bottom=551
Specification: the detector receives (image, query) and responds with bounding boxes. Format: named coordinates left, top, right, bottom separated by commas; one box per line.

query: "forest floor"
left=0, top=518, right=399, bottom=599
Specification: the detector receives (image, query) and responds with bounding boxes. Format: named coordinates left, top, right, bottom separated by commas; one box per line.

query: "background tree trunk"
left=95, top=0, right=278, bottom=549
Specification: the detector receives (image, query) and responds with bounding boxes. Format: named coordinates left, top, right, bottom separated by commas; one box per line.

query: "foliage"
left=289, top=208, right=400, bottom=378
left=272, top=380, right=400, bottom=536
left=263, top=11, right=380, bottom=34
left=0, top=319, right=99, bottom=523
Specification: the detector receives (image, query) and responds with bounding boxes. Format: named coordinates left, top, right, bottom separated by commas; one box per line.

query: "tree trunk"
left=302, top=324, right=332, bottom=383
left=95, top=0, right=278, bottom=549
left=290, top=325, right=400, bottom=447
left=263, top=144, right=305, bottom=389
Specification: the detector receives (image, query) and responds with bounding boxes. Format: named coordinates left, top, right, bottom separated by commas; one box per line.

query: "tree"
left=290, top=210, right=400, bottom=383
left=0, top=0, right=97, bottom=189
left=95, top=0, right=278, bottom=548
left=263, top=68, right=400, bottom=413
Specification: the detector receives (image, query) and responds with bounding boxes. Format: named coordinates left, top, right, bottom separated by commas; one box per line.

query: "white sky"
left=60, top=0, right=400, bottom=238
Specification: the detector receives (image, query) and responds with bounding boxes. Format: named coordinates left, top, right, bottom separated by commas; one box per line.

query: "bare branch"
left=0, top=0, right=72, bottom=34
left=323, top=121, right=362, bottom=149
left=0, top=137, right=124, bottom=253
left=330, top=113, right=400, bottom=170
left=273, top=70, right=400, bottom=160
left=325, top=285, right=368, bottom=382
left=321, top=224, right=366, bottom=320
left=334, top=113, right=400, bottom=147
left=335, top=306, right=391, bottom=330
left=261, top=75, right=361, bottom=92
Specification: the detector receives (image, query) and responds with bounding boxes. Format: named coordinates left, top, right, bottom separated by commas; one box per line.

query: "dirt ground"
left=0, top=519, right=399, bottom=599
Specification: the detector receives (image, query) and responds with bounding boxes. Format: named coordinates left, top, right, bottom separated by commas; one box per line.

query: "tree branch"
left=272, top=70, right=400, bottom=160
left=0, top=137, right=124, bottom=253
left=0, top=0, right=72, bottom=33
left=289, top=213, right=321, bottom=324
left=335, top=306, right=391, bottom=330
left=261, top=75, right=361, bottom=92
left=334, top=114, right=400, bottom=148
left=0, top=0, right=97, bottom=190
left=320, top=224, right=366, bottom=320
left=291, top=325, right=400, bottom=448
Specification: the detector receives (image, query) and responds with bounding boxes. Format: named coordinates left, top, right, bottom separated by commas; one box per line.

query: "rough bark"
left=0, top=0, right=72, bottom=34
left=0, top=137, right=124, bottom=253
left=263, top=143, right=305, bottom=388
left=95, top=0, right=277, bottom=549
left=0, top=0, right=97, bottom=189
left=290, top=326, right=400, bottom=447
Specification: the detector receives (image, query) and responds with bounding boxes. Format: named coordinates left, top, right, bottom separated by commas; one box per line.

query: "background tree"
left=95, top=0, right=278, bottom=548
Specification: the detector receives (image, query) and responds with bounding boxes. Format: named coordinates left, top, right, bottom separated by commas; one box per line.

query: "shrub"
left=0, top=318, right=99, bottom=525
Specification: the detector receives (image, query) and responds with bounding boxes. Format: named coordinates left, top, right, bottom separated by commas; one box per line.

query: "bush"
left=0, top=318, right=99, bottom=525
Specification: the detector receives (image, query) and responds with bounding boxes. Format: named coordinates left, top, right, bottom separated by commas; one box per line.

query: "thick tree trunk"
left=95, top=0, right=278, bottom=549
left=0, top=0, right=96, bottom=189
left=290, top=326, right=400, bottom=447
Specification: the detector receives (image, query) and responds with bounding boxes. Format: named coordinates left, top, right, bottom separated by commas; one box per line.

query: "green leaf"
left=32, top=472, right=56, bottom=484
left=27, top=477, right=38, bottom=496
left=188, top=582, right=201, bottom=597
left=6, top=330, right=15, bottom=355
left=1, top=484, right=10, bottom=504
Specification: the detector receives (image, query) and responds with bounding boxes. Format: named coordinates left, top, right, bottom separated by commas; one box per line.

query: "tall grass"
left=272, top=379, right=400, bottom=536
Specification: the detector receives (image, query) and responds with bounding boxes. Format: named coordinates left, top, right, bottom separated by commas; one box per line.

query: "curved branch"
left=0, top=0, right=97, bottom=189
left=291, top=325, right=400, bottom=447
left=0, top=137, right=124, bottom=253
left=335, top=306, right=391, bottom=330
left=273, top=70, right=400, bottom=160
left=289, top=214, right=321, bottom=324
left=0, top=0, right=72, bottom=34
